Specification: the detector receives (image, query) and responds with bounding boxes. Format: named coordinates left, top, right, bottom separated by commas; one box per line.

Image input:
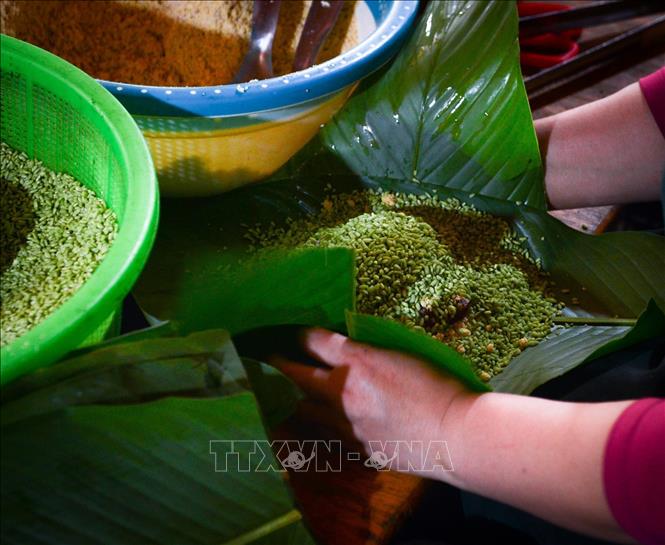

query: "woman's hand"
left=269, top=327, right=476, bottom=474
left=270, top=328, right=633, bottom=542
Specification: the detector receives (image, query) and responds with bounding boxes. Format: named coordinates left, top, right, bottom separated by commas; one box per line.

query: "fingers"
left=269, top=354, right=337, bottom=405
left=300, top=328, right=364, bottom=368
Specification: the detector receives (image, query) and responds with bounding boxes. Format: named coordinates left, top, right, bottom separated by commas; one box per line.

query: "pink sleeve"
left=639, top=68, right=665, bottom=138
left=603, top=398, right=665, bottom=545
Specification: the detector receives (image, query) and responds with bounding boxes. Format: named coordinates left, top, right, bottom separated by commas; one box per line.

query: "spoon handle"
left=293, top=0, right=345, bottom=72
left=234, top=0, right=282, bottom=83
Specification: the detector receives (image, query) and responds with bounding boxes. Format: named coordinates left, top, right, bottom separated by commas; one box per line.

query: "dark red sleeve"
left=603, top=398, right=665, bottom=545
left=640, top=67, right=665, bottom=138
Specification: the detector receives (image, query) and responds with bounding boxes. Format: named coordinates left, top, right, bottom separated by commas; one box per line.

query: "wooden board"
left=273, top=421, right=425, bottom=545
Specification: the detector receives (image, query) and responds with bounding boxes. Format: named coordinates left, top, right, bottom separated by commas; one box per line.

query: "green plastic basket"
left=0, top=35, right=159, bottom=385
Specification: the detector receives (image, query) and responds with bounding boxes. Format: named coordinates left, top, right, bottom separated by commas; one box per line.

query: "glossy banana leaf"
left=1, top=331, right=315, bottom=545
left=134, top=0, right=664, bottom=394
left=278, top=0, right=545, bottom=209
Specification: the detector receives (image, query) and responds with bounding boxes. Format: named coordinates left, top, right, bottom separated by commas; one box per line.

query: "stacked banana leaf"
left=2, top=2, right=663, bottom=544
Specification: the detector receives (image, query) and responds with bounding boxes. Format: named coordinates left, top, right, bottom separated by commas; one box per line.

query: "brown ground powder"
left=1, top=0, right=359, bottom=86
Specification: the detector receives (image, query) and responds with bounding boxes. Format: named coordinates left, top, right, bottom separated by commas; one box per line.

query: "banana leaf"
left=137, top=246, right=354, bottom=337
left=1, top=331, right=315, bottom=545
left=278, top=0, right=545, bottom=209
left=134, top=0, right=664, bottom=394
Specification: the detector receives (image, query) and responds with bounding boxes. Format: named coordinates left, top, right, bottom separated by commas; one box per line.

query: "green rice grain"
left=0, top=142, right=118, bottom=347
left=247, top=190, right=563, bottom=380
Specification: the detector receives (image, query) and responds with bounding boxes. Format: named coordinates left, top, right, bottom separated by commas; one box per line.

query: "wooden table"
left=280, top=7, right=665, bottom=545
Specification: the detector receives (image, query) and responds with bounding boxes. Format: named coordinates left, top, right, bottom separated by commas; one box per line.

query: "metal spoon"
left=293, top=0, right=344, bottom=72
left=233, top=0, right=282, bottom=83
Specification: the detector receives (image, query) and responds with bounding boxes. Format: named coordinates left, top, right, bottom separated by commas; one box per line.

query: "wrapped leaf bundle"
left=247, top=190, right=563, bottom=380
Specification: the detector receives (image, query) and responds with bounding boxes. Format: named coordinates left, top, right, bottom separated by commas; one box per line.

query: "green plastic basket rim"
left=0, top=35, right=159, bottom=385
